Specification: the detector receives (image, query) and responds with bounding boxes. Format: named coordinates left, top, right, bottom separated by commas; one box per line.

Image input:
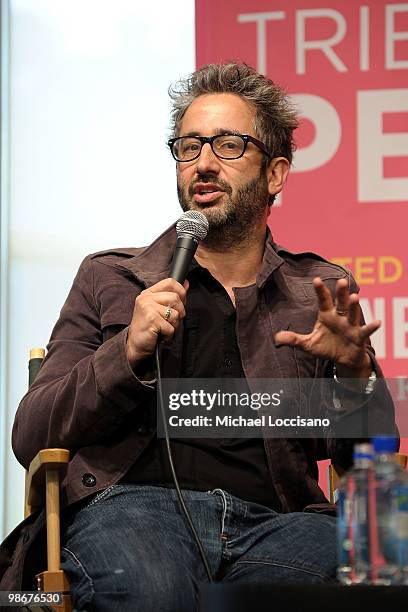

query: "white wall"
left=2, top=0, right=195, bottom=538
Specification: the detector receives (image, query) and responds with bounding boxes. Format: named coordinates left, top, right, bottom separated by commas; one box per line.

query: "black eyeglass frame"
left=167, top=133, right=271, bottom=162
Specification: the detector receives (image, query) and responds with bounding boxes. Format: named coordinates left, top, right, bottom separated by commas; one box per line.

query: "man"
left=1, top=63, right=395, bottom=610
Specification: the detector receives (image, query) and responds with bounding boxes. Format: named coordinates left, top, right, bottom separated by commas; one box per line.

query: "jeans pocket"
left=61, top=546, right=94, bottom=611
left=82, top=484, right=118, bottom=509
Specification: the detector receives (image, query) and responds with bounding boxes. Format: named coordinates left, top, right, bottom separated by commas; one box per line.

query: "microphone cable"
left=155, top=343, right=213, bottom=583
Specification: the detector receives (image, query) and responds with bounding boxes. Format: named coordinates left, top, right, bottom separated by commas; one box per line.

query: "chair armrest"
left=328, top=463, right=346, bottom=504
left=25, top=449, right=70, bottom=518
left=395, top=453, right=408, bottom=469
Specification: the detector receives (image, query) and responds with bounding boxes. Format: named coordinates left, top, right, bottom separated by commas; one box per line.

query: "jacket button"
left=82, top=473, right=96, bottom=487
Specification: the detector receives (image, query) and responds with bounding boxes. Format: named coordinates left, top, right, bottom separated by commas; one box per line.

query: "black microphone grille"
left=176, top=211, right=209, bottom=241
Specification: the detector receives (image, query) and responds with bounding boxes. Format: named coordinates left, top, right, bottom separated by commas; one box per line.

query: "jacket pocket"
left=102, top=323, right=128, bottom=343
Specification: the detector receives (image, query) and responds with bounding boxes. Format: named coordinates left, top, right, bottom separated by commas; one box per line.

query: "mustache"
left=187, top=174, right=233, bottom=197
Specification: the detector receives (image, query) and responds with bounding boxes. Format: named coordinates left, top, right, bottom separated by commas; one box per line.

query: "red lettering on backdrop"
left=195, top=0, right=408, bottom=460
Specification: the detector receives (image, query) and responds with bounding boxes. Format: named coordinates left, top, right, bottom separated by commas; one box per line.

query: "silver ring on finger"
left=164, top=306, right=172, bottom=321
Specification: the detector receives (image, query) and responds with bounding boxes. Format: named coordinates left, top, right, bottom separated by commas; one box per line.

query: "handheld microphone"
left=169, top=211, right=209, bottom=283
left=158, top=209, right=214, bottom=582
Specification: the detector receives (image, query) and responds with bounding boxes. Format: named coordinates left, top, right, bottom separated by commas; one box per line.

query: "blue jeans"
left=61, top=484, right=337, bottom=611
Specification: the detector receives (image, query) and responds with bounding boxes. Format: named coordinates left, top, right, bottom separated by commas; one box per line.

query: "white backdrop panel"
left=3, top=0, right=195, bottom=538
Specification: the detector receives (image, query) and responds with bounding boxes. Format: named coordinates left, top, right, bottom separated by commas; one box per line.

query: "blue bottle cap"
left=353, top=443, right=373, bottom=461
left=372, top=436, right=399, bottom=453
left=353, top=452, right=373, bottom=460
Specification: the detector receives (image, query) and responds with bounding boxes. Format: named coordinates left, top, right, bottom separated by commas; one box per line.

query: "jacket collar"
left=257, top=231, right=285, bottom=289
left=116, top=224, right=178, bottom=287
left=116, top=222, right=285, bottom=289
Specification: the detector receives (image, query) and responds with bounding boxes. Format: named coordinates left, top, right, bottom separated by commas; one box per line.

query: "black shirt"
left=123, top=263, right=281, bottom=510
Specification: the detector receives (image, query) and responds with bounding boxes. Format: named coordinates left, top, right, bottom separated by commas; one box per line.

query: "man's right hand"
left=126, top=278, right=188, bottom=368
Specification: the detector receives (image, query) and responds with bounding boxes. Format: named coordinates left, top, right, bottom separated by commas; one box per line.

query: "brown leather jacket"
left=1, top=225, right=396, bottom=589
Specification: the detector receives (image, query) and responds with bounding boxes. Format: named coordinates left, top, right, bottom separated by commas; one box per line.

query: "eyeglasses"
left=167, top=133, right=271, bottom=162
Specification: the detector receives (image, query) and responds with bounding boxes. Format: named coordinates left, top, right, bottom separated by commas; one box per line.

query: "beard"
left=177, top=170, right=270, bottom=251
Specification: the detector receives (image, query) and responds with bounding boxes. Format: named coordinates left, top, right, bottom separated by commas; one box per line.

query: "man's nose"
left=196, top=142, right=221, bottom=174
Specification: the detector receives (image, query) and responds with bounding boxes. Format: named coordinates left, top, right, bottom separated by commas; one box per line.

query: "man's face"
left=176, top=93, right=274, bottom=245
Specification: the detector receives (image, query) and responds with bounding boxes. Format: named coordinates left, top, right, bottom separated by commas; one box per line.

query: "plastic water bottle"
left=337, top=438, right=408, bottom=585
left=337, top=443, right=374, bottom=584
left=371, top=436, right=408, bottom=585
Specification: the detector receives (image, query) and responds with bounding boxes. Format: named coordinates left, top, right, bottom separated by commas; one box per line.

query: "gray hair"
left=168, top=62, right=299, bottom=163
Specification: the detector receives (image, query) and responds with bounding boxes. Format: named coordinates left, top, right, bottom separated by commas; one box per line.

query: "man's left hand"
left=274, top=277, right=379, bottom=379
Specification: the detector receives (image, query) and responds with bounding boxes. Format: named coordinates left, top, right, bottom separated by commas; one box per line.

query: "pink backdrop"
left=195, top=0, right=408, bottom=475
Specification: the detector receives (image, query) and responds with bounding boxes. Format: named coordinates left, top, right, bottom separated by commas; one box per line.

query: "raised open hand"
left=274, top=277, right=379, bottom=378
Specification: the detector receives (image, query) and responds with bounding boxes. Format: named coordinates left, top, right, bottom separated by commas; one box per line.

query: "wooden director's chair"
left=24, top=348, right=407, bottom=611
left=24, top=348, right=72, bottom=612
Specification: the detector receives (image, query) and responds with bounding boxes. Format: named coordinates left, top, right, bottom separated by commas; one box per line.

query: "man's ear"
left=266, top=157, right=290, bottom=199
